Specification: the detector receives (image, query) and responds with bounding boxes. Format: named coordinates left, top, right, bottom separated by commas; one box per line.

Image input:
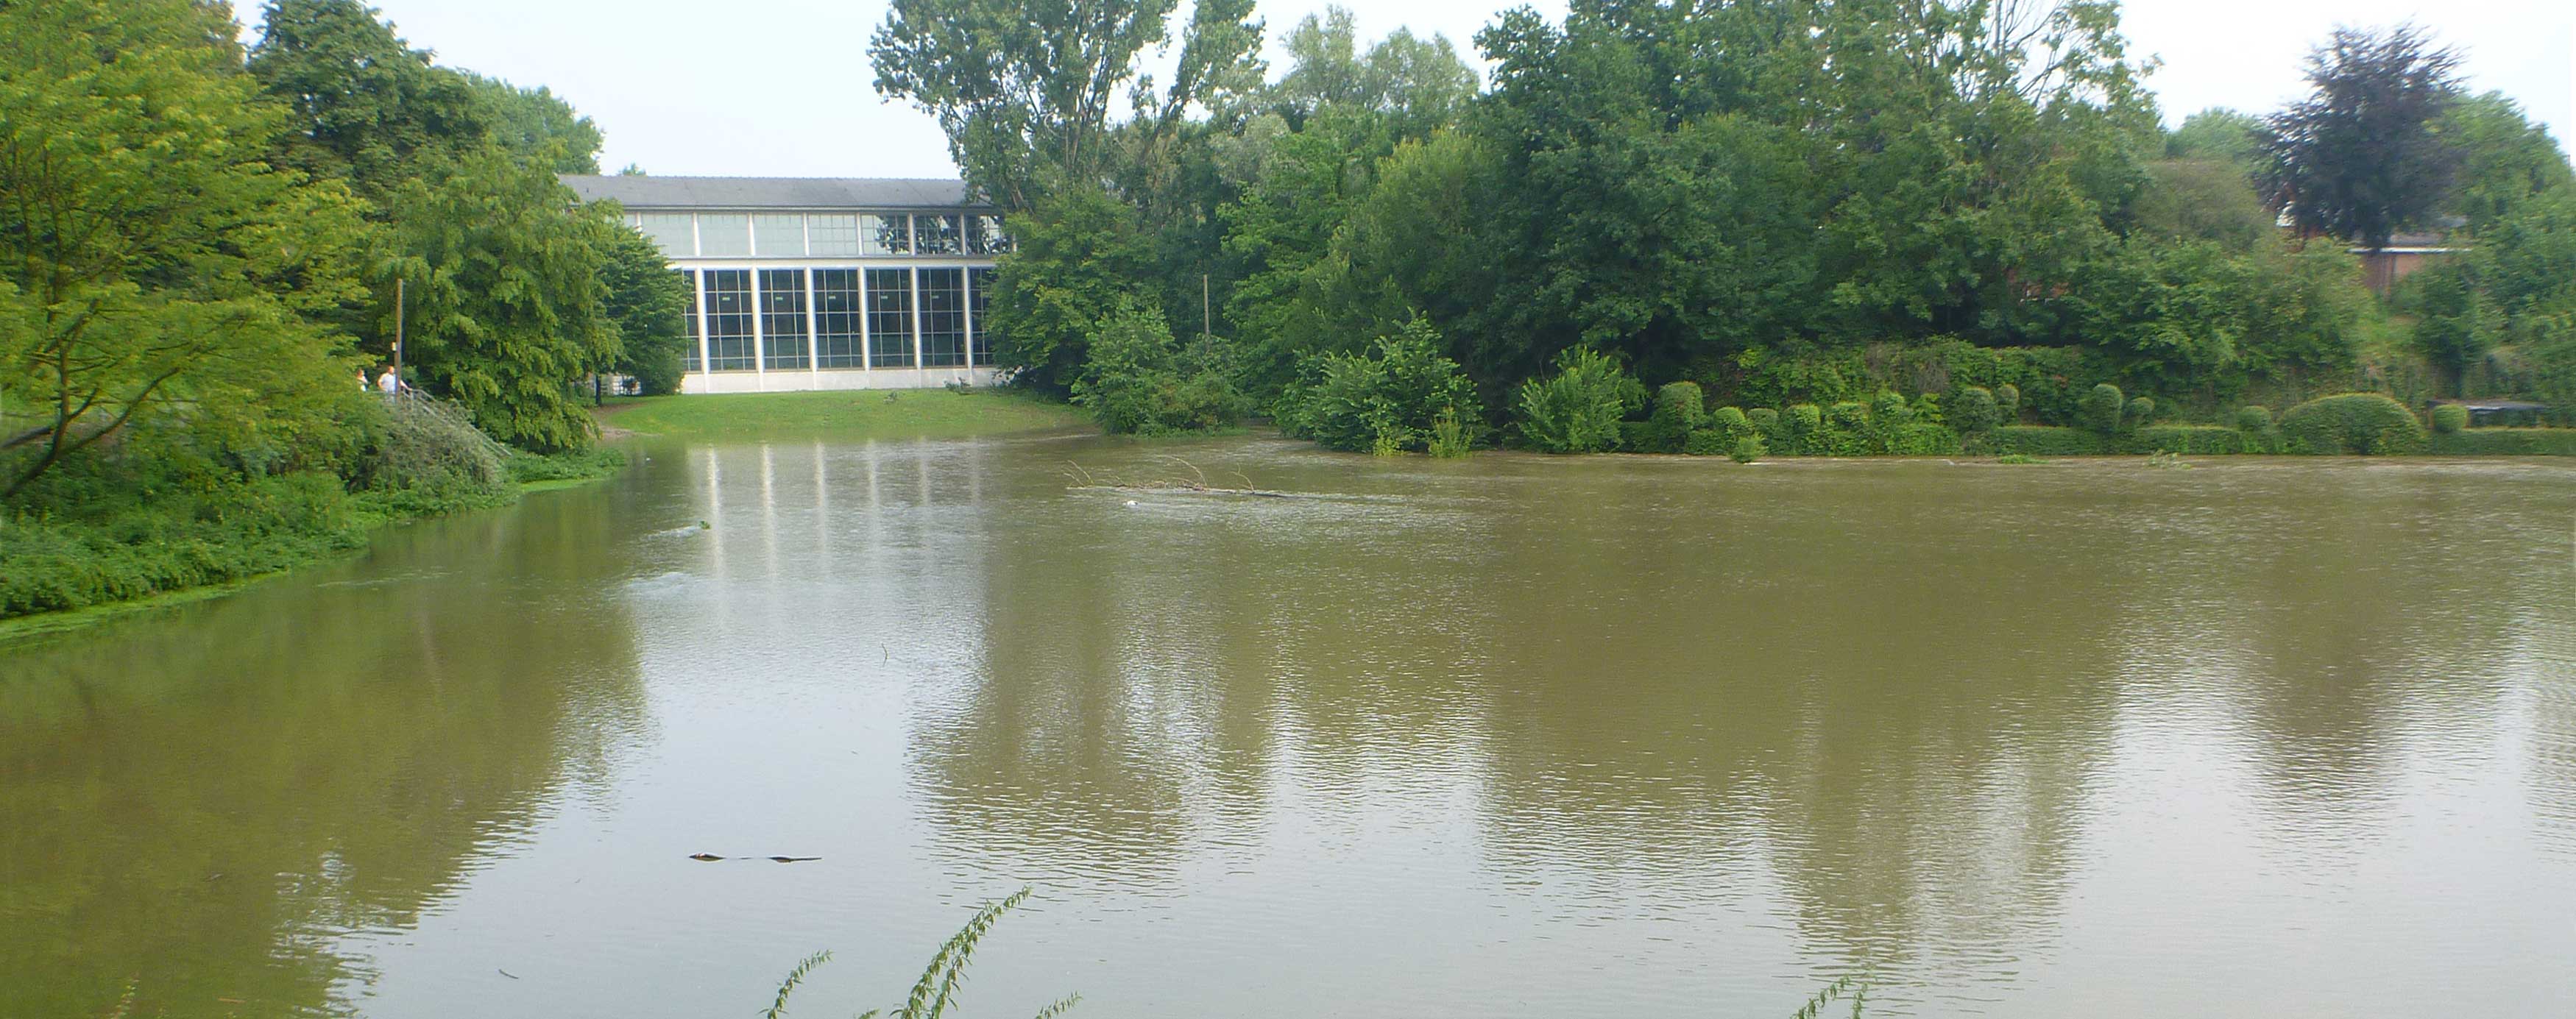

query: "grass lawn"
left=593, top=388, right=1093, bottom=442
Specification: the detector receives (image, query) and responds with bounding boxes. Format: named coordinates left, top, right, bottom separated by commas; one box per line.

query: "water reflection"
left=0, top=487, right=648, bottom=1018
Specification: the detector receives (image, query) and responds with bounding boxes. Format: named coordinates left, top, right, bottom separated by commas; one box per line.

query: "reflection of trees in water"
left=0, top=487, right=648, bottom=1018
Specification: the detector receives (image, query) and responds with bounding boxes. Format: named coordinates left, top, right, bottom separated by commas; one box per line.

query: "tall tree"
left=247, top=0, right=490, bottom=204
left=594, top=219, right=690, bottom=396
left=2259, top=24, right=2463, bottom=248
left=2437, top=90, right=2574, bottom=235
left=382, top=146, right=615, bottom=451
left=867, top=0, right=1264, bottom=210
left=2165, top=107, right=2263, bottom=169
left=1, top=0, right=373, bottom=497
left=466, top=71, right=604, bottom=174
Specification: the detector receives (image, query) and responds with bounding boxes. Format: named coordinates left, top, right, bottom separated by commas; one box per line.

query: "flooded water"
left=4, top=436, right=2573, bottom=1018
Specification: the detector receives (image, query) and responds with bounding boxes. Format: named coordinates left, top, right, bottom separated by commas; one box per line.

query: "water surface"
left=4, top=438, right=2572, bottom=1017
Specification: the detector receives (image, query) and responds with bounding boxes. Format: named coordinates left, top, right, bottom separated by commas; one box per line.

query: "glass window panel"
left=808, top=213, right=861, bottom=257
left=637, top=213, right=696, bottom=257
left=861, top=213, right=911, bottom=255
left=915, top=213, right=963, bottom=255
left=968, top=267, right=994, bottom=366
left=679, top=269, right=701, bottom=372
left=702, top=269, right=756, bottom=370
left=758, top=269, right=810, bottom=370
left=865, top=267, right=914, bottom=368
left=698, top=213, right=750, bottom=256
left=967, top=215, right=1012, bottom=255
left=813, top=269, right=866, bottom=369
left=919, top=268, right=966, bottom=367
left=751, top=213, right=805, bottom=257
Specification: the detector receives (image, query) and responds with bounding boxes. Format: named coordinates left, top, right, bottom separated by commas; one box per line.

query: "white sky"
left=342, top=0, right=2575, bottom=178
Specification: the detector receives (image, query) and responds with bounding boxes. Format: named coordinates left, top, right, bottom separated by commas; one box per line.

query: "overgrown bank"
left=1, top=398, right=620, bottom=625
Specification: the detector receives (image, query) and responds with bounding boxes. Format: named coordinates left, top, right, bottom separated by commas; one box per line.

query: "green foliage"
left=1, top=466, right=363, bottom=618
left=2, top=0, right=375, bottom=498
left=1638, top=382, right=1708, bottom=453
left=1995, top=452, right=2048, bottom=464
left=2438, top=90, right=2575, bottom=234
left=2078, top=383, right=2126, bottom=435
left=1426, top=407, right=1472, bottom=458
left=768, top=888, right=1078, bottom=1019
left=383, top=146, right=615, bottom=452
left=2431, top=403, right=2470, bottom=433
left=2124, top=396, right=2156, bottom=427
left=1729, top=436, right=1766, bottom=464
left=1782, top=404, right=1824, bottom=455
left=2131, top=425, right=2246, bottom=455
left=1686, top=405, right=1754, bottom=454
left=2428, top=427, right=2576, bottom=455
left=1276, top=319, right=1482, bottom=453
left=985, top=184, right=1156, bottom=391
left=2409, top=260, right=2497, bottom=394
left=1891, top=423, right=1964, bottom=456
left=2234, top=405, right=2274, bottom=433
left=2165, top=109, right=2265, bottom=169
left=1514, top=348, right=1639, bottom=453
left=1747, top=407, right=1783, bottom=444
left=595, top=216, right=692, bottom=396
left=1069, top=307, right=1245, bottom=436
left=1980, top=426, right=2107, bottom=457
left=464, top=72, right=602, bottom=174
left=249, top=0, right=492, bottom=204
left=1994, top=383, right=2021, bottom=422
left=1950, top=386, right=2000, bottom=435
left=2277, top=392, right=2428, bottom=454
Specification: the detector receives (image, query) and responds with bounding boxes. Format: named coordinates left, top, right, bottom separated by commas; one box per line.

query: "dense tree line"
left=872, top=0, right=2576, bottom=442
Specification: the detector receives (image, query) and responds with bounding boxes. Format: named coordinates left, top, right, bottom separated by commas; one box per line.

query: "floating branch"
left=1061, top=458, right=1303, bottom=498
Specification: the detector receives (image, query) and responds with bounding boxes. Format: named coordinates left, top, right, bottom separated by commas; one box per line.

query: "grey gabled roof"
left=560, top=175, right=983, bottom=210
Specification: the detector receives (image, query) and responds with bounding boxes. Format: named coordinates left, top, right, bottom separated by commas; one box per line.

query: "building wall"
left=634, top=207, right=1009, bottom=394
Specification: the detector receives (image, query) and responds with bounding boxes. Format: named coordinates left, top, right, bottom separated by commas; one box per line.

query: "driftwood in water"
left=1064, top=457, right=1303, bottom=499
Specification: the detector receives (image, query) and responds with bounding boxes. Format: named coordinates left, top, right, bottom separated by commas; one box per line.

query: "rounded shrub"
left=2124, top=396, right=2155, bottom=428
left=2233, top=405, right=2272, bottom=433
left=1785, top=404, right=1822, bottom=454
left=2278, top=393, right=2428, bottom=455
left=1710, top=405, right=1752, bottom=440
left=1950, top=386, right=1999, bottom=435
left=2079, top=383, right=2124, bottom=435
left=1995, top=383, right=2021, bottom=422
left=1729, top=436, right=1766, bottom=464
left=1748, top=407, right=1783, bottom=443
left=2431, top=403, right=2469, bottom=434
left=1641, top=380, right=1708, bottom=452
left=1515, top=347, right=1640, bottom=453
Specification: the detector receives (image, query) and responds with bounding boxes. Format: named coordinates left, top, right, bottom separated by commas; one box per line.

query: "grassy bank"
left=0, top=448, right=620, bottom=636
left=595, top=388, right=1092, bottom=442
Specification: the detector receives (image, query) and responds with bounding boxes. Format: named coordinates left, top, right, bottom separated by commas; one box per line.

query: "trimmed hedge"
left=2427, top=427, right=2576, bottom=455
left=2430, top=404, right=2469, bottom=434
left=1891, top=422, right=1964, bottom=455
left=2278, top=393, right=2427, bottom=455
left=1978, top=425, right=2106, bottom=456
left=2130, top=425, right=2247, bottom=455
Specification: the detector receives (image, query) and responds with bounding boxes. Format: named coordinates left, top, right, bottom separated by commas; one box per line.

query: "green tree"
left=1, top=0, right=374, bottom=497
left=868, top=0, right=1265, bottom=211
left=594, top=217, right=690, bottom=396
left=2436, top=90, right=2574, bottom=235
left=2259, top=24, right=2463, bottom=247
left=984, top=182, right=1157, bottom=391
left=2165, top=108, right=2263, bottom=169
left=383, top=146, right=615, bottom=452
left=248, top=0, right=491, bottom=203
left=465, top=71, right=604, bottom=174
left=1265, top=7, right=1476, bottom=138
left=1069, top=304, right=1244, bottom=434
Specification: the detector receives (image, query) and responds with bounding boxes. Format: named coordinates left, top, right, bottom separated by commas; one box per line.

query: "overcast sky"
left=336, top=0, right=2574, bottom=179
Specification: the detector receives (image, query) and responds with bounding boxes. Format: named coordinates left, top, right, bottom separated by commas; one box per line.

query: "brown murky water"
left=5, top=436, right=2573, bottom=1017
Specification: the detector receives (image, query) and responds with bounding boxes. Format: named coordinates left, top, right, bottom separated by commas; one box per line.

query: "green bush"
left=1427, top=408, right=1473, bottom=458
left=1278, top=319, right=1482, bottom=453
left=2130, top=425, right=2246, bottom=454
left=1682, top=427, right=1730, bottom=455
left=2430, top=403, right=2470, bottom=434
left=1516, top=348, right=1643, bottom=452
left=1636, top=381, right=1708, bottom=452
left=2233, top=405, right=2273, bottom=433
left=1, top=470, right=367, bottom=617
left=1783, top=404, right=1822, bottom=454
left=1730, top=436, right=1766, bottom=463
left=1071, top=307, right=1246, bottom=435
left=2079, top=383, right=2125, bottom=435
left=1890, top=422, right=1964, bottom=455
left=1709, top=405, right=1752, bottom=442
left=2278, top=393, right=2427, bottom=454
left=1950, top=386, right=2000, bottom=435
left=1978, top=425, right=2106, bottom=456
left=2427, top=427, right=2576, bottom=455
left=1995, top=383, right=2021, bottom=422
left=1747, top=407, right=1782, bottom=443
left=2124, top=396, right=2156, bottom=428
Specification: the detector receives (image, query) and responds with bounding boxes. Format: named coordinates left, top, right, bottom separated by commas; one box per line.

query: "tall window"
left=809, top=213, right=861, bottom=257
left=679, top=269, right=701, bottom=372
left=967, top=215, right=1011, bottom=255
left=920, top=268, right=966, bottom=366
left=968, top=267, right=995, bottom=366
left=915, top=213, right=963, bottom=255
left=703, top=269, right=755, bottom=370
left=698, top=214, right=751, bottom=256
left=751, top=214, right=805, bottom=257
left=637, top=213, right=696, bottom=257
left=759, top=269, right=810, bottom=370
left=865, top=268, right=914, bottom=368
left=862, top=213, right=911, bottom=255
left=813, top=269, right=865, bottom=369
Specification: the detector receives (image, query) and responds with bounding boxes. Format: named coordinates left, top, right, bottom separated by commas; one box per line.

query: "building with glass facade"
left=562, top=176, right=1010, bottom=394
